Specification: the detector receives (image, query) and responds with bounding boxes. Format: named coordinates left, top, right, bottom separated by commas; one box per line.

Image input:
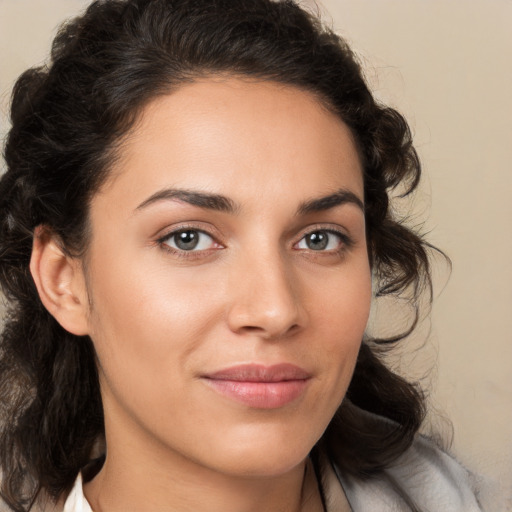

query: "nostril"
left=238, top=323, right=300, bottom=339
left=241, top=325, right=265, bottom=333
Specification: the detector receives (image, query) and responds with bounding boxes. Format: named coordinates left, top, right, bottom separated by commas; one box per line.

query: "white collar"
left=63, top=473, right=93, bottom=512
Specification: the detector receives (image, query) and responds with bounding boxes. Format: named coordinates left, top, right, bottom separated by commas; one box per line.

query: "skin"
left=32, top=78, right=371, bottom=512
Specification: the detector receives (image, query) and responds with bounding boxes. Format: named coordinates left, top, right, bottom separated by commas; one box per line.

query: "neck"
left=84, top=453, right=321, bottom=512
left=83, top=414, right=323, bottom=512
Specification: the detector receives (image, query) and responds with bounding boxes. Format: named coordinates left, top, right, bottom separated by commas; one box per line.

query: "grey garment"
left=329, top=435, right=496, bottom=512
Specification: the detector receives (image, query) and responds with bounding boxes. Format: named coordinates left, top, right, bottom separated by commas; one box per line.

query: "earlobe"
left=29, top=226, right=90, bottom=336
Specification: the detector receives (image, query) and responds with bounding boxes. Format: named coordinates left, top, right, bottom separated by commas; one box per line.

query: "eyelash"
left=156, top=225, right=353, bottom=259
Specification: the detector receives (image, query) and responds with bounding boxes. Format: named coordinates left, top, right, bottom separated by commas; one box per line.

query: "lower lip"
left=203, top=379, right=309, bottom=409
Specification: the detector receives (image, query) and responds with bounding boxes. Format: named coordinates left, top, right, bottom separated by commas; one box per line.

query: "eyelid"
left=295, top=223, right=352, bottom=241
left=293, top=224, right=354, bottom=251
left=155, top=221, right=221, bottom=241
left=155, top=223, right=225, bottom=255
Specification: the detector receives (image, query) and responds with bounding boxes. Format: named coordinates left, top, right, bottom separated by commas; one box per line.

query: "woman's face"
left=82, top=78, right=371, bottom=478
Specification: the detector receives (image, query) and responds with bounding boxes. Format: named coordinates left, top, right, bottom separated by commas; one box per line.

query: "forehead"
left=96, top=78, right=363, bottom=212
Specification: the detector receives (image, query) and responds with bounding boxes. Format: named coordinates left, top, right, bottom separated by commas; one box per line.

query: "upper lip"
left=203, top=363, right=311, bottom=382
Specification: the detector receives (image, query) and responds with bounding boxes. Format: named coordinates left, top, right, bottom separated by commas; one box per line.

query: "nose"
left=226, top=250, right=307, bottom=339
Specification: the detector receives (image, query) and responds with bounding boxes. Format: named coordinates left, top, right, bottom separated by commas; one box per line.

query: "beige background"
left=1, top=0, right=511, bottom=501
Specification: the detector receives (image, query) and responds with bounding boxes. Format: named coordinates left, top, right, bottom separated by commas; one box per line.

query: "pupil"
left=307, top=231, right=328, bottom=250
left=175, top=230, right=199, bottom=250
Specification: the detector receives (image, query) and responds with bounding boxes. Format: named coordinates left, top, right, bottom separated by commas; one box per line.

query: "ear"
left=30, top=226, right=90, bottom=336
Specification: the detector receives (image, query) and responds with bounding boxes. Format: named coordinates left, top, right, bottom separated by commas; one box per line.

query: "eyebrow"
left=135, top=188, right=238, bottom=213
left=134, top=187, right=364, bottom=215
left=297, top=189, right=364, bottom=215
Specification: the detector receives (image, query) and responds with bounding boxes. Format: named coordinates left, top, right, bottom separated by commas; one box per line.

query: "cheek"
left=84, top=248, right=223, bottom=395
left=311, top=259, right=372, bottom=338
left=85, top=263, right=228, bottom=452
left=313, top=263, right=372, bottom=382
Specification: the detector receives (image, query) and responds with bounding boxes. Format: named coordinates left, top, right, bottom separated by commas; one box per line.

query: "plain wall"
left=1, top=0, right=511, bottom=501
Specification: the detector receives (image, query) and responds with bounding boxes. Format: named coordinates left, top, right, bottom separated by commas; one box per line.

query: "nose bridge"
left=226, top=242, right=305, bottom=338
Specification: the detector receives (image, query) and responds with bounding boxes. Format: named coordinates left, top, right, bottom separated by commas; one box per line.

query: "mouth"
left=201, top=363, right=311, bottom=409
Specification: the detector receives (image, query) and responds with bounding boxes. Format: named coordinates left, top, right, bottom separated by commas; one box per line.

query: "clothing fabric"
left=331, top=436, right=484, bottom=511
left=63, top=476, right=91, bottom=512
left=60, top=435, right=485, bottom=512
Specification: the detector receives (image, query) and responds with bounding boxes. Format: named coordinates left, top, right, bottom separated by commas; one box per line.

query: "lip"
left=201, top=363, right=311, bottom=409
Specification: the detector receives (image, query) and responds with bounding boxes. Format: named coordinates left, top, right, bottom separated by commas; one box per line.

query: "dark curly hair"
left=0, top=0, right=434, bottom=510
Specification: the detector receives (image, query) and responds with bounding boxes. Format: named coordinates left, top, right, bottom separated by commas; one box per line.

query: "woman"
left=0, top=0, right=482, bottom=511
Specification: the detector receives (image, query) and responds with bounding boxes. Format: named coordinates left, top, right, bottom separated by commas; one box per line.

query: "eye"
left=296, top=230, right=344, bottom=251
left=161, top=229, right=217, bottom=252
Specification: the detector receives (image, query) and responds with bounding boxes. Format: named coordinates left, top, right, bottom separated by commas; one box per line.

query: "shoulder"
left=332, top=435, right=485, bottom=512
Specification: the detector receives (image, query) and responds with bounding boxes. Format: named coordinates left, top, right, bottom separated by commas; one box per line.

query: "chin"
left=219, top=451, right=309, bottom=479
left=200, top=424, right=321, bottom=478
